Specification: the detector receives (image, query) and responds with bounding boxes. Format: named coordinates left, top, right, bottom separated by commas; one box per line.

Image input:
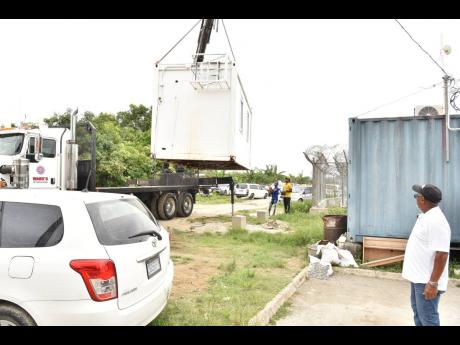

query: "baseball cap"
left=412, top=184, right=442, bottom=204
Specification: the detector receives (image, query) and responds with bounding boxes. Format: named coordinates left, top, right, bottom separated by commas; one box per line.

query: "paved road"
left=276, top=271, right=460, bottom=326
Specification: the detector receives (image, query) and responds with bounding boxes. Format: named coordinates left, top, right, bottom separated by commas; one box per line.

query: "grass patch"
left=190, top=215, right=232, bottom=223
left=171, top=255, right=193, bottom=265
left=325, top=207, right=347, bottom=215
left=269, top=300, right=293, bottom=325
left=150, top=228, right=306, bottom=326
left=449, top=259, right=460, bottom=279
left=196, top=194, right=243, bottom=205
left=290, top=201, right=313, bottom=214
left=365, top=262, right=403, bottom=273
left=219, top=259, right=237, bottom=273
left=151, top=205, right=345, bottom=326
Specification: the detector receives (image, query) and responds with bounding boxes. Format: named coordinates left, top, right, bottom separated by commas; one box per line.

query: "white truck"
left=0, top=115, right=233, bottom=221
left=0, top=20, right=246, bottom=220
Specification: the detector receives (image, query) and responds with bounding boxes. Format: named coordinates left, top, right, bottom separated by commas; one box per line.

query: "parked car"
left=234, top=183, right=268, bottom=199
left=218, top=184, right=230, bottom=195
left=298, top=186, right=313, bottom=202
left=0, top=189, right=174, bottom=326
left=280, top=184, right=312, bottom=202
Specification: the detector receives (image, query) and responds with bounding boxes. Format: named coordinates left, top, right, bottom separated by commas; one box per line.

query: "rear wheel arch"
left=0, top=301, right=36, bottom=326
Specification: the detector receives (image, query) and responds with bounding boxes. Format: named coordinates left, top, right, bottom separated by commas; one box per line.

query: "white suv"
left=0, top=189, right=174, bottom=326
left=235, top=183, right=268, bottom=199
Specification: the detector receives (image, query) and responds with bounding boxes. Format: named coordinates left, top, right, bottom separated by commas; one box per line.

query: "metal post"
left=443, top=74, right=450, bottom=163
left=230, top=180, right=235, bottom=216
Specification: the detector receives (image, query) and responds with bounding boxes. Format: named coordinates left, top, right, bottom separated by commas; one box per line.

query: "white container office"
left=151, top=54, right=252, bottom=170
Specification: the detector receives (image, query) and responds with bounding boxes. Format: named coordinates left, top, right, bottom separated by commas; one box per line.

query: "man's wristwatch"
left=428, top=281, right=438, bottom=288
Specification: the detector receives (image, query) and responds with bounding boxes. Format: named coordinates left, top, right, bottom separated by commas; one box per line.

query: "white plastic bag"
left=320, top=243, right=341, bottom=265
left=337, top=249, right=359, bottom=268
left=309, top=255, right=320, bottom=263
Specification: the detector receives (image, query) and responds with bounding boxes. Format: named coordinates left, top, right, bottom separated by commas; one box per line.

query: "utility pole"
left=441, top=33, right=450, bottom=163
left=443, top=74, right=450, bottom=163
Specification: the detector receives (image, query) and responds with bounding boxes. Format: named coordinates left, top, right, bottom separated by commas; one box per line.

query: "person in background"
left=282, top=177, right=293, bottom=214
left=268, top=181, right=280, bottom=216
left=402, top=184, right=451, bottom=326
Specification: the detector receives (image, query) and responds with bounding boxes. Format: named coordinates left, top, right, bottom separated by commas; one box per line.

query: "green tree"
left=116, top=104, right=152, bottom=133
left=43, top=105, right=154, bottom=187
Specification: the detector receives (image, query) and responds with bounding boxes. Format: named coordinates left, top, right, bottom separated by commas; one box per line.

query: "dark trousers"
left=268, top=199, right=278, bottom=216
left=283, top=197, right=291, bottom=213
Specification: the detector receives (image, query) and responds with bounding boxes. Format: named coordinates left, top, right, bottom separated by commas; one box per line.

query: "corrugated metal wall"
left=348, top=115, right=460, bottom=243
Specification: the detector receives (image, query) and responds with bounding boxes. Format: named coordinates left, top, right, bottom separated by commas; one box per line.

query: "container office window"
left=239, top=99, right=244, bottom=133
left=246, top=111, right=250, bottom=142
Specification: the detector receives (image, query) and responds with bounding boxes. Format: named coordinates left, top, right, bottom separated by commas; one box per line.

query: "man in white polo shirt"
left=402, top=184, right=451, bottom=326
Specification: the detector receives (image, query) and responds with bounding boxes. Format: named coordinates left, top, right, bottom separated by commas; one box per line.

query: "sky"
left=1, top=19, right=460, bottom=176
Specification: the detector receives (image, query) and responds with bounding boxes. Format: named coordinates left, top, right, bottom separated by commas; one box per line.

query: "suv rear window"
left=0, top=202, right=64, bottom=248
left=86, top=198, right=161, bottom=246
left=250, top=184, right=259, bottom=189
left=236, top=184, right=247, bottom=189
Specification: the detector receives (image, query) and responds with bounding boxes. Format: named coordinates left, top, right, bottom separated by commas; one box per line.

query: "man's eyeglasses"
left=414, top=193, right=423, bottom=199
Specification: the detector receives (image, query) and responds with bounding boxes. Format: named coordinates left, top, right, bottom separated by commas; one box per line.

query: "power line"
left=355, top=81, right=442, bottom=118
left=394, top=19, right=449, bottom=76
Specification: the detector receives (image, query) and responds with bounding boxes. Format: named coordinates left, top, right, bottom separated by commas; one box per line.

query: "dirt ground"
left=168, top=239, right=221, bottom=298
left=276, top=271, right=460, bottom=326
left=160, top=198, right=288, bottom=234
left=161, top=198, right=287, bottom=299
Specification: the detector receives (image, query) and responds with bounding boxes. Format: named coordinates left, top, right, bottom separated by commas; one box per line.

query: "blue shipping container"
left=348, top=115, right=460, bottom=243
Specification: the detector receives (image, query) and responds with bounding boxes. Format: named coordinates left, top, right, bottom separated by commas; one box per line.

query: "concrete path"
left=276, top=271, right=460, bottom=326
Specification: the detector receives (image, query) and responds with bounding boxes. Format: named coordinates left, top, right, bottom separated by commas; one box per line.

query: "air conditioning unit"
left=414, top=105, right=445, bottom=116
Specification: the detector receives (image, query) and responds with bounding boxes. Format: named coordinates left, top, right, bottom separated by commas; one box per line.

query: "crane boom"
left=194, top=19, right=215, bottom=63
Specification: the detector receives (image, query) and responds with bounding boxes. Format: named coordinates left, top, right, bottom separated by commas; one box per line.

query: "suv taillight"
left=70, top=259, right=118, bottom=302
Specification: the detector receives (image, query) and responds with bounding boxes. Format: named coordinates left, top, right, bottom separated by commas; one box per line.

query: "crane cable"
left=155, top=19, right=202, bottom=65
left=221, top=19, right=237, bottom=63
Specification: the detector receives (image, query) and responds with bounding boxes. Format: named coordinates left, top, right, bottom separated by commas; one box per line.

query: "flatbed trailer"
left=96, top=175, right=235, bottom=221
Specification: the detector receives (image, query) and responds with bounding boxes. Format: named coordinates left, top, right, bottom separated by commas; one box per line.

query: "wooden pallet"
left=362, top=236, right=408, bottom=266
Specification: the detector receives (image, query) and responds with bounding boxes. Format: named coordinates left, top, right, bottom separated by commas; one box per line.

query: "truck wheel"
left=264, top=193, right=268, bottom=199
left=249, top=193, right=254, bottom=199
left=0, top=304, right=36, bottom=326
left=150, top=196, right=160, bottom=220
left=177, top=192, right=194, bottom=217
left=158, top=192, right=177, bottom=220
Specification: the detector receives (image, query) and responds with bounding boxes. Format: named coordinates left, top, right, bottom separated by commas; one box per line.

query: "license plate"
left=146, top=255, right=161, bottom=279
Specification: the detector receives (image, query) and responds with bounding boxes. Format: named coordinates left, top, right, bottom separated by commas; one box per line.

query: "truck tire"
left=158, top=192, right=177, bottom=220
left=150, top=196, right=160, bottom=220
left=177, top=192, right=194, bottom=217
left=249, top=193, right=254, bottom=199
left=0, top=304, right=36, bottom=326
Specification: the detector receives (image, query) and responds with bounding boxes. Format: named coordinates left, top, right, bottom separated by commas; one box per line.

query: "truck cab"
left=0, top=127, right=71, bottom=190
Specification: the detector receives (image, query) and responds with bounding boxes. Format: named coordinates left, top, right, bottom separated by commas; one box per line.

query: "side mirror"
left=34, top=136, right=42, bottom=161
